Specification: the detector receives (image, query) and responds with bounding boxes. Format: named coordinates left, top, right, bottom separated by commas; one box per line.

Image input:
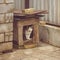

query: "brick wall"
left=0, top=0, right=14, bottom=52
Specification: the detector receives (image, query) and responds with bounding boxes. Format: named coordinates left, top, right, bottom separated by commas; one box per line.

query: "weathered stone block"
left=0, top=23, right=13, bottom=33
left=8, top=23, right=13, bottom=31
left=0, top=14, right=5, bottom=23
left=0, top=4, right=14, bottom=13
left=5, top=13, right=13, bottom=22
left=5, top=32, right=13, bottom=35
left=0, top=34, right=4, bottom=42
left=5, top=32, right=13, bottom=41
left=5, top=35, right=9, bottom=42
left=9, top=34, right=13, bottom=41
left=0, top=24, right=8, bottom=32
left=0, top=42, right=13, bottom=52
left=5, top=35, right=13, bottom=42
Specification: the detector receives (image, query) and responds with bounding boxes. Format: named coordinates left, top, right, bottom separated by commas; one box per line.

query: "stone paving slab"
left=0, top=42, right=60, bottom=60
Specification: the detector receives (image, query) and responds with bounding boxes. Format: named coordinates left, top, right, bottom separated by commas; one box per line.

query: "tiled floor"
left=0, top=42, right=60, bottom=60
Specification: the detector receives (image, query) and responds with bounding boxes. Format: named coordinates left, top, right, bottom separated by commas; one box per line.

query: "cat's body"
left=25, top=27, right=33, bottom=40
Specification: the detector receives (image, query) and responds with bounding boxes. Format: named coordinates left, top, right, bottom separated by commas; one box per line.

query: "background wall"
left=14, top=0, right=25, bottom=10
left=29, top=0, right=60, bottom=25
left=14, top=0, right=60, bottom=25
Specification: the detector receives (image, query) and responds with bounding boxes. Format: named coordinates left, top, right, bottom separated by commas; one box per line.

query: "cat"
left=25, top=26, right=33, bottom=40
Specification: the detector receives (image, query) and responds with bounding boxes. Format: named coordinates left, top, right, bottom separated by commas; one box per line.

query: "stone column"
left=0, top=0, right=14, bottom=52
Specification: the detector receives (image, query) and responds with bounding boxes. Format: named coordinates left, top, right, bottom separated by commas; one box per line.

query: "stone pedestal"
left=13, top=11, right=41, bottom=48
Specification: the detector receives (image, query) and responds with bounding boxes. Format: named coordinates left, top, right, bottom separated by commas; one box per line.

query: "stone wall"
left=0, top=0, right=14, bottom=52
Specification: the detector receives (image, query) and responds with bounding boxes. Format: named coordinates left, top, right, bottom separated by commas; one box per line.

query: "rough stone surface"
left=0, top=4, right=14, bottom=13
left=0, top=34, right=4, bottom=42
left=1, top=42, right=60, bottom=60
left=0, top=0, right=14, bottom=52
left=5, top=13, right=13, bottom=22
left=9, top=34, right=13, bottom=41
left=0, top=23, right=13, bottom=33
left=0, top=42, right=13, bottom=52
left=5, top=32, right=13, bottom=42
left=0, top=14, right=5, bottom=23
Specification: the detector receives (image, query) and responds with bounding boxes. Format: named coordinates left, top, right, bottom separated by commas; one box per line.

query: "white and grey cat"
left=25, top=26, right=33, bottom=40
